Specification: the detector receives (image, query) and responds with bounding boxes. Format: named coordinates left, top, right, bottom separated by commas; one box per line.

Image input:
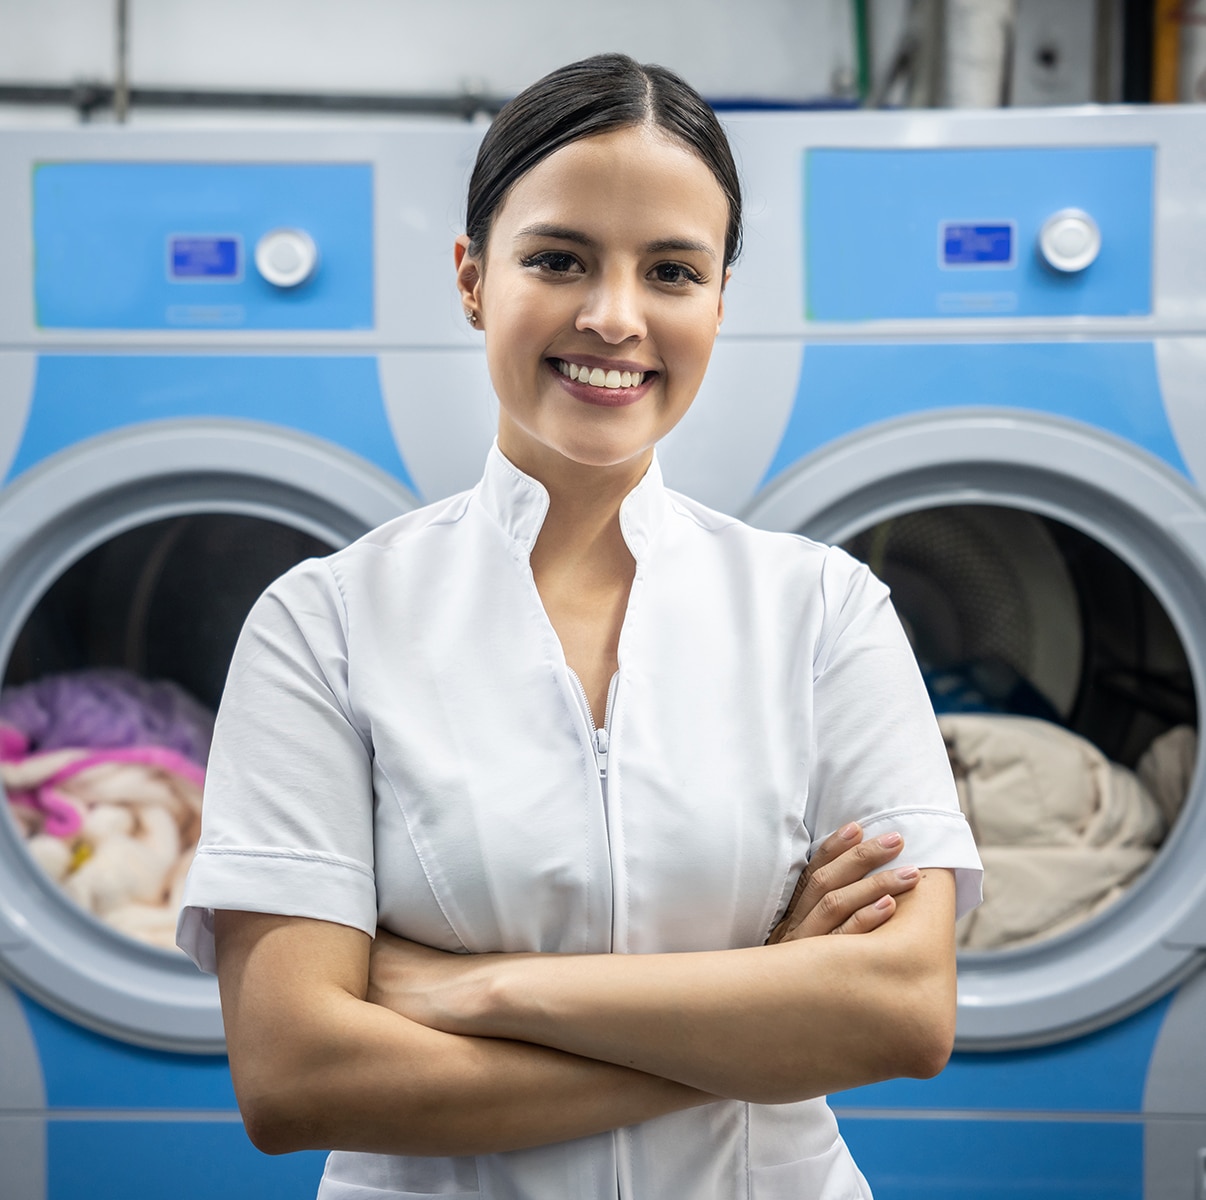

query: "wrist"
left=482, top=945, right=552, bottom=1042
left=459, top=951, right=535, bottom=1039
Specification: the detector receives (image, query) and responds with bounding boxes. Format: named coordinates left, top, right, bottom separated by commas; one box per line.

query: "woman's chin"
left=499, top=420, right=657, bottom=477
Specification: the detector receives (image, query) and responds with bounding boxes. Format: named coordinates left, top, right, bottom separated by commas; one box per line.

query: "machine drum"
left=843, top=504, right=1199, bottom=952
left=0, top=513, right=333, bottom=953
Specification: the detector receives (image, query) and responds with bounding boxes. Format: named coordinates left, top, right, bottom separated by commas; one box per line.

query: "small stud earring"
left=465, top=309, right=478, bottom=326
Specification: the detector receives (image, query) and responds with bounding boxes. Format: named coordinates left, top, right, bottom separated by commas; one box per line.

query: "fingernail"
left=840, top=822, right=860, bottom=840
left=875, top=895, right=894, bottom=910
left=878, top=832, right=903, bottom=848
left=896, top=865, right=919, bottom=881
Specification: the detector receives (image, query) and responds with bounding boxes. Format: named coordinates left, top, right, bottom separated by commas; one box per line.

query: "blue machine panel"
left=7, top=355, right=417, bottom=495
left=762, top=341, right=1188, bottom=486
left=48, top=1122, right=326, bottom=1200
left=828, top=997, right=1174, bottom=1198
left=805, top=146, right=1153, bottom=320
left=34, top=163, right=374, bottom=329
left=833, top=994, right=1171, bottom=1116
left=841, top=1117, right=1143, bottom=1200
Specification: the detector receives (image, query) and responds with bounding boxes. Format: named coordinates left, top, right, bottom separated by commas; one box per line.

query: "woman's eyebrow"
left=514, top=223, right=595, bottom=246
left=645, top=237, right=716, bottom=260
left=514, top=223, right=716, bottom=260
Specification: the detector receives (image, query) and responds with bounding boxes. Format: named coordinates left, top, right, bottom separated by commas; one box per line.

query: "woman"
left=178, top=53, right=981, bottom=1199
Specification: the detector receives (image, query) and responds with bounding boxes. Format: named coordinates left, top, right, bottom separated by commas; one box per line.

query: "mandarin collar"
left=476, top=441, right=670, bottom=562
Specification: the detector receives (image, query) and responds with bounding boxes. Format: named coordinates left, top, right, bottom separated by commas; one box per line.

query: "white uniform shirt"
left=179, top=444, right=982, bottom=1200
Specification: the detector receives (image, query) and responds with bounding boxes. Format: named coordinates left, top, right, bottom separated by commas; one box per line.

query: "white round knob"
left=254, top=228, right=318, bottom=288
left=1038, top=209, right=1101, bottom=273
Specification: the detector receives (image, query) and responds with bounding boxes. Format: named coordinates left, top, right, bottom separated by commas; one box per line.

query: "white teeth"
left=557, top=360, right=645, bottom=388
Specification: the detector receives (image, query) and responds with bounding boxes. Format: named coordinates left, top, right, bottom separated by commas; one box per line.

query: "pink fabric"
left=40, top=745, right=207, bottom=791
left=8, top=784, right=83, bottom=837
left=0, top=721, right=28, bottom=762
left=1, top=679, right=213, bottom=953
left=4, top=744, right=206, bottom=838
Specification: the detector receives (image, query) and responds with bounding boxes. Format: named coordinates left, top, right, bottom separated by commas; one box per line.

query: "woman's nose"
left=575, top=271, right=646, bottom=344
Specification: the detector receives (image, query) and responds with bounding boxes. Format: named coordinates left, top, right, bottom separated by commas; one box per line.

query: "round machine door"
left=744, top=410, right=1206, bottom=1050
left=0, top=421, right=416, bottom=1052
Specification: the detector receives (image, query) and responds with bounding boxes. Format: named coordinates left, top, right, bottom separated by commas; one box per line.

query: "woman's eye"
left=652, top=262, right=705, bottom=286
left=521, top=251, right=580, bottom=274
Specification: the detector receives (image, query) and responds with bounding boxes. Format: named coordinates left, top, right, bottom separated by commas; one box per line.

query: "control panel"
left=33, top=162, right=373, bottom=330
left=804, top=146, right=1152, bottom=321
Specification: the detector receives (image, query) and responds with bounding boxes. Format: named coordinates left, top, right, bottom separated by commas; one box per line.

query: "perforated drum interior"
left=843, top=506, right=1083, bottom=722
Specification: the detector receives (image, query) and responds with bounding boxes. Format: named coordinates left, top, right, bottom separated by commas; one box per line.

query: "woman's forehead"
left=492, top=126, right=729, bottom=247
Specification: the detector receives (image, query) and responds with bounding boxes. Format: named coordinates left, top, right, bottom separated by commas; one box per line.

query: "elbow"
left=725, top=1015, right=955, bottom=1106
left=899, top=1013, right=955, bottom=1080
left=891, top=982, right=957, bottom=1081
left=238, top=1081, right=320, bottom=1156
left=878, top=922, right=959, bottom=1082
left=231, top=1043, right=339, bottom=1155
left=243, top=1112, right=294, bottom=1157
left=226, top=1000, right=373, bottom=1155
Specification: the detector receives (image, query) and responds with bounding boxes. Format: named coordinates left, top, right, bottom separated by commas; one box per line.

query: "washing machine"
left=6, top=111, right=1203, bottom=1200
left=0, top=125, right=501, bottom=1200
left=676, top=107, right=1206, bottom=1200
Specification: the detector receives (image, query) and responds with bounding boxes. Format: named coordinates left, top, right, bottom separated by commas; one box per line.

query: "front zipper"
left=594, top=725, right=609, bottom=785
left=568, top=669, right=618, bottom=807
left=566, top=666, right=624, bottom=1200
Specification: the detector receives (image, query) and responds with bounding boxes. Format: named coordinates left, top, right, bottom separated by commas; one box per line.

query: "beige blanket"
left=941, top=715, right=1196, bottom=950
left=2, top=750, right=201, bottom=951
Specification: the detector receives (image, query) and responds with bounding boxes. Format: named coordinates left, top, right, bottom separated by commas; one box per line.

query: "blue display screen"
left=941, top=222, right=1014, bottom=267
left=169, top=235, right=241, bottom=280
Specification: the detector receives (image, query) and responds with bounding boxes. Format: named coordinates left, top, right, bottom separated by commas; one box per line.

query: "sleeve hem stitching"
left=193, top=845, right=374, bottom=879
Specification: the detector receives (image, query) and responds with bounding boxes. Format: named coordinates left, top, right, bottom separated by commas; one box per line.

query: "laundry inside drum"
left=0, top=513, right=334, bottom=954
left=841, top=505, right=1199, bottom=952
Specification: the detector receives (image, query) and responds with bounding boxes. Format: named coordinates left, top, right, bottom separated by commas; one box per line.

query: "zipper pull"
left=594, top=727, right=609, bottom=777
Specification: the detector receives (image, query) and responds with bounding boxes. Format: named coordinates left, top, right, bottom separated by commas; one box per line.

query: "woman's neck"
left=497, top=427, right=651, bottom=576
left=497, top=424, right=647, bottom=720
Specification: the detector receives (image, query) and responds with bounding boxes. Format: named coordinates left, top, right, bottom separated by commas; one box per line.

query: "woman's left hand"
left=367, top=932, right=499, bottom=1034
left=766, top=822, right=921, bottom=945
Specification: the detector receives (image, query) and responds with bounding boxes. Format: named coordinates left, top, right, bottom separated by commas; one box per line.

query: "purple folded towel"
left=0, top=669, right=214, bottom=766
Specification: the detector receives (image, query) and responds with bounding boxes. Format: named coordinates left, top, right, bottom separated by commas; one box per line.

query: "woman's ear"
left=716, top=267, right=732, bottom=331
left=455, top=234, right=484, bottom=328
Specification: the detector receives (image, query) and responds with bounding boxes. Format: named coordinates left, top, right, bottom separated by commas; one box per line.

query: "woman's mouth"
left=548, top=358, right=656, bottom=407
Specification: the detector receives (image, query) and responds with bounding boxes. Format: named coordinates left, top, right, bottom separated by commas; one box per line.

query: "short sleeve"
left=806, top=549, right=983, bottom=919
left=176, top=559, right=377, bottom=973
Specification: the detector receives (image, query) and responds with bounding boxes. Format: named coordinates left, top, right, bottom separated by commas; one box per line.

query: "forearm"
left=216, top=912, right=714, bottom=1158
left=446, top=872, right=957, bottom=1104
left=486, top=938, right=941, bottom=1102
left=250, top=996, right=713, bottom=1156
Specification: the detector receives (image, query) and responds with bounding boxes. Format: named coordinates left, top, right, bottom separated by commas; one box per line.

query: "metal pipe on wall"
left=113, top=0, right=130, bottom=123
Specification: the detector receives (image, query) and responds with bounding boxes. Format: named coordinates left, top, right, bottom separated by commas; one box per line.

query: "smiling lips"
left=552, top=359, right=656, bottom=410
left=552, top=356, right=656, bottom=388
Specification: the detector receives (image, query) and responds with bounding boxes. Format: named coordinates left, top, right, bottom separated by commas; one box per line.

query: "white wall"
left=0, top=0, right=913, bottom=123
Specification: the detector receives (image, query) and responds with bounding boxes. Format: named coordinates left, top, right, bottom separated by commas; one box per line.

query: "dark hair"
left=466, top=53, right=742, bottom=268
